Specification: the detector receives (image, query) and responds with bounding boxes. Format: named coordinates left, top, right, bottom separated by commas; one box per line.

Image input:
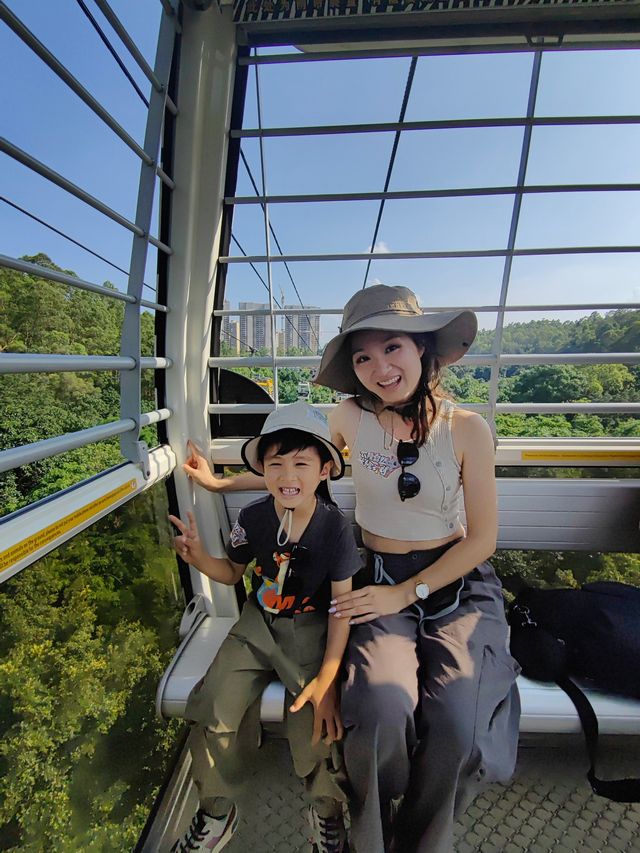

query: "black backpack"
left=508, top=581, right=640, bottom=802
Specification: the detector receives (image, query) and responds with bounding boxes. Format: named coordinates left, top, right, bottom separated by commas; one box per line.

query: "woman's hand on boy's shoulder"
left=183, top=439, right=224, bottom=491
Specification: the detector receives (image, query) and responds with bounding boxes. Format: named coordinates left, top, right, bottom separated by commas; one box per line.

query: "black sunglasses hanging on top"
left=397, top=440, right=420, bottom=502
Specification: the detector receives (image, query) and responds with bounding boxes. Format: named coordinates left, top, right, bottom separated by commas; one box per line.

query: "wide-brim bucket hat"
left=315, top=284, right=477, bottom=395
left=241, top=400, right=345, bottom=479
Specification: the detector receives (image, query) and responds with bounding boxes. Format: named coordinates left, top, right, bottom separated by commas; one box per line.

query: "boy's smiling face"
left=262, top=444, right=331, bottom=512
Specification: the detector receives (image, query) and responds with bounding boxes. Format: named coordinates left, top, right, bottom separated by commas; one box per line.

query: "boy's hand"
left=168, top=510, right=206, bottom=566
left=183, top=440, right=223, bottom=491
left=289, top=677, right=343, bottom=745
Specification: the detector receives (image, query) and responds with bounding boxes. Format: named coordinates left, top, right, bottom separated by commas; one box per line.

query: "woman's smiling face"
left=350, top=329, right=425, bottom=406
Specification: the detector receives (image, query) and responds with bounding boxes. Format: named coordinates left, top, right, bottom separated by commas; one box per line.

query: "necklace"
left=376, top=410, right=396, bottom=451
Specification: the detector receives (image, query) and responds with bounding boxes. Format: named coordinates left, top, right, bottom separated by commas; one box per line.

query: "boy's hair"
left=256, top=428, right=335, bottom=503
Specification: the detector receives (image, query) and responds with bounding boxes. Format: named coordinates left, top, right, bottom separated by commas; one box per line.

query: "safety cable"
left=1, top=195, right=156, bottom=293
left=230, top=234, right=313, bottom=354
left=238, top=148, right=321, bottom=352
left=75, top=0, right=149, bottom=108
left=362, top=56, right=418, bottom=290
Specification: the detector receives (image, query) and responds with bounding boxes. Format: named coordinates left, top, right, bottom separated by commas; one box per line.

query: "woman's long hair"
left=352, top=331, right=446, bottom=448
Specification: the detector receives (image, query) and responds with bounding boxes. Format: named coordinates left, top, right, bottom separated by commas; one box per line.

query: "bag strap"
left=557, top=676, right=640, bottom=803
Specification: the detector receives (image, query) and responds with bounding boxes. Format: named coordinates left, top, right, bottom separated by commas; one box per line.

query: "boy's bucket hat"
left=241, top=401, right=345, bottom=479
left=315, top=284, right=477, bottom=395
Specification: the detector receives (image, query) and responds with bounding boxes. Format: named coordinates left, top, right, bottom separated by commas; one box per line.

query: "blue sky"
left=2, top=1, right=639, bottom=344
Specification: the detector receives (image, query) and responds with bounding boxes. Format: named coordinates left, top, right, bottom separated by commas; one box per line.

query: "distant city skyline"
left=221, top=300, right=322, bottom=354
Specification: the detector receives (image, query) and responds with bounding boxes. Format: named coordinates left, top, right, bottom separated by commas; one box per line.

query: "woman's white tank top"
left=350, top=398, right=463, bottom=541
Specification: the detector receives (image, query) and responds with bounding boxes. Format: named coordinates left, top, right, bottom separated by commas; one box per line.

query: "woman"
left=315, top=285, right=520, bottom=853
left=184, top=284, right=520, bottom=853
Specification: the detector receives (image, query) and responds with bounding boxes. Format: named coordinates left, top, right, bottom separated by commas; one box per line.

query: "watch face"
left=415, top=582, right=430, bottom=600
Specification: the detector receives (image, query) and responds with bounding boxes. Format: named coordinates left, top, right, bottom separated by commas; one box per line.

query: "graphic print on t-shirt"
left=359, top=451, right=400, bottom=478
left=230, top=520, right=248, bottom=549
left=255, top=551, right=314, bottom=615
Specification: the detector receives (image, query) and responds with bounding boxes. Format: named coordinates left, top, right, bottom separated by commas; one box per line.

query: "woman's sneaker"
left=308, top=806, right=347, bottom=853
left=170, top=805, right=238, bottom=852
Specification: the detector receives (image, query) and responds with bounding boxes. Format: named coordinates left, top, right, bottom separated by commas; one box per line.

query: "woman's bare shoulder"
left=451, top=406, right=494, bottom=451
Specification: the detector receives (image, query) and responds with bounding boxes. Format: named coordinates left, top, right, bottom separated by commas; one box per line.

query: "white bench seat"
left=157, top=476, right=640, bottom=733
left=156, top=612, right=286, bottom=723
left=156, top=612, right=640, bottom=735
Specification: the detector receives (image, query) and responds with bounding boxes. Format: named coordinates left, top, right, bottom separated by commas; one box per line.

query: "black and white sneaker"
left=308, top=806, right=347, bottom=853
left=170, top=805, right=238, bottom=852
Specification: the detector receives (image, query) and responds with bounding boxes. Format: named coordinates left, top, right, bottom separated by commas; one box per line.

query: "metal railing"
left=213, top=42, right=640, bottom=439
left=0, top=0, right=178, bottom=484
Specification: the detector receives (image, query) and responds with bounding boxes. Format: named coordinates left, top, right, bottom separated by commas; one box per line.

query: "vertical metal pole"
left=487, top=50, right=543, bottom=439
left=120, top=2, right=177, bottom=476
left=254, top=60, right=279, bottom=406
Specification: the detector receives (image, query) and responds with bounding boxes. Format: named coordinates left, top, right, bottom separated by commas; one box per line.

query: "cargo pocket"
left=473, top=645, right=521, bottom=783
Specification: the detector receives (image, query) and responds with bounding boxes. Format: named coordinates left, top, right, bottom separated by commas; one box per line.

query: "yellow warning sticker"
left=521, top=451, right=640, bottom=461
left=0, top=479, right=138, bottom=575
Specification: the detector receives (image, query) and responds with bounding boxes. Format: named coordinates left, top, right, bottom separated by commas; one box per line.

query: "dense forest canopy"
left=0, top=256, right=157, bottom=516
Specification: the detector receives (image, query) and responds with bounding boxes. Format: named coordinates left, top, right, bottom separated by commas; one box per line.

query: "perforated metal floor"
left=161, top=736, right=640, bottom=852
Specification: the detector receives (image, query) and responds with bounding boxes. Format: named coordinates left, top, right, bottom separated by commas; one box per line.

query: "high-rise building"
left=239, top=302, right=271, bottom=353
left=284, top=306, right=321, bottom=354
left=228, top=319, right=241, bottom=354
left=221, top=299, right=233, bottom=351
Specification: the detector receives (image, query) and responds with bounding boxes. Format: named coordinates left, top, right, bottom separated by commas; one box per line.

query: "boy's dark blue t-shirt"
left=226, top=495, right=361, bottom=616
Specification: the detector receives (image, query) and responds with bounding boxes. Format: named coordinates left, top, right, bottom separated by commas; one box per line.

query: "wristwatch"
left=415, top=580, right=430, bottom=601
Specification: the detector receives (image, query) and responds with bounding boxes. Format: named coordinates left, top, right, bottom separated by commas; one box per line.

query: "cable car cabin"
left=1, top=0, right=640, bottom=851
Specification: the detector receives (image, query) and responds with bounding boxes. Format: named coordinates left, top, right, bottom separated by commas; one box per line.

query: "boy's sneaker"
left=170, top=805, right=238, bottom=852
left=308, top=806, right=347, bottom=853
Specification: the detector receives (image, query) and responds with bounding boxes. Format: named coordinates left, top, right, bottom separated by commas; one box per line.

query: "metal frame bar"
left=239, top=42, right=640, bottom=66
left=92, top=0, right=178, bottom=115
left=236, top=151, right=319, bottom=353
left=497, top=403, right=640, bottom=414
left=214, top=303, right=640, bottom=316
left=487, top=50, right=542, bottom=436
left=362, top=55, right=417, bottom=289
left=213, top=302, right=640, bottom=317
left=0, top=446, right=177, bottom=584
left=158, top=0, right=181, bottom=29
left=75, top=0, right=150, bottom=108
left=119, top=5, right=177, bottom=477
left=1, top=197, right=158, bottom=294
left=226, top=183, right=640, bottom=205
left=209, top=352, right=640, bottom=369
left=1, top=139, right=172, bottom=254
left=0, top=355, right=171, bottom=374
left=232, top=115, right=640, bottom=139
left=0, top=1, right=153, bottom=164
left=161, top=3, right=238, bottom=618
left=207, top=401, right=639, bottom=416
left=253, top=59, right=280, bottom=402
left=0, top=413, right=167, bottom=475
left=0, top=254, right=167, bottom=312
left=0, top=1, right=175, bottom=175
left=220, top=246, right=640, bottom=263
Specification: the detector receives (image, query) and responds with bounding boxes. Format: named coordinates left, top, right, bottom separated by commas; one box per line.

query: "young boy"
left=169, top=402, right=361, bottom=853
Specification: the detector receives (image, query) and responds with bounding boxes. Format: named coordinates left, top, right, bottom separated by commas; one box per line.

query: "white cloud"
left=367, top=240, right=390, bottom=254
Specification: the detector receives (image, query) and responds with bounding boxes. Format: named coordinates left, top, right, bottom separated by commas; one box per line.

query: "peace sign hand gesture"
left=168, top=510, right=206, bottom=567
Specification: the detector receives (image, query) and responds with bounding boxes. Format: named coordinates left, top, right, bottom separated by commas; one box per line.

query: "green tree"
left=510, top=365, right=590, bottom=403
left=0, top=489, right=183, bottom=852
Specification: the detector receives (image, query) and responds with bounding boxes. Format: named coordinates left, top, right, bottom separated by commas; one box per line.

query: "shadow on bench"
left=156, top=597, right=640, bottom=735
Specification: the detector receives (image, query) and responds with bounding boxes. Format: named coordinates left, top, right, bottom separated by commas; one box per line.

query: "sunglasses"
left=397, top=440, right=421, bottom=502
